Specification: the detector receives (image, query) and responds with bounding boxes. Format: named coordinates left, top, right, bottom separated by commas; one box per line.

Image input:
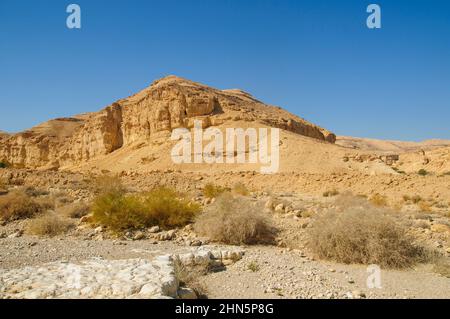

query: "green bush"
left=142, top=187, right=201, bottom=229
left=91, top=186, right=200, bottom=233
left=203, top=183, right=228, bottom=198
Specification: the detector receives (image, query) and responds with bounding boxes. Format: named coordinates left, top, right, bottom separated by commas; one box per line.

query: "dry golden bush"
left=391, top=201, right=404, bottom=213
left=0, top=177, right=7, bottom=190
left=194, top=193, right=277, bottom=245
left=307, top=194, right=429, bottom=268
left=411, top=195, right=423, bottom=204
left=370, top=193, right=388, bottom=207
left=418, top=201, right=432, bottom=212
left=433, top=259, right=450, bottom=278
left=173, top=257, right=209, bottom=299
left=59, top=202, right=90, bottom=218
left=26, top=213, right=74, bottom=237
left=93, top=174, right=126, bottom=195
left=35, top=196, right=56, bottom=211
left=0, top=190, right=43, bottom=222
left=23, top=186, right=49, bottom=197
left=232, top=182, right=249, bottom=196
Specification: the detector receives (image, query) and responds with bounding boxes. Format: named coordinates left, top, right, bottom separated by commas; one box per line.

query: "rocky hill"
left=0, top=76, right=336, bottom=170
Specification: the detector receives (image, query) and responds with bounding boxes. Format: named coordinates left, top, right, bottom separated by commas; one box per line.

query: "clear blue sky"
left=1, top=0, right=449, bottom=141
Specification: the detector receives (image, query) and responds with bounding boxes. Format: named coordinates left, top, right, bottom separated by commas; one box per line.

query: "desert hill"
left=0, top=76, right=337, bottom=171
left=336, top=136, right=450, bottom=154
left=0, top=75, right=448, bottom=175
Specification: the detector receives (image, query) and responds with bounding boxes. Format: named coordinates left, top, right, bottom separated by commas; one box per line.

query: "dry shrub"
left=414, top=220, right=430, bottom=229
left=194, top=193, right=277, bottom=245
left=334, top=191, right=367, bottom=208
left=232, top=183, right=249, bottom=196
left=323, top=189, right=339, bottom=197
left=174, top=258, right=209, bottom=299
left=203, top=183, right=228, bottom=198
left=307, top=194, right=429, bottom=268
left=53, top=191, right=74, bottom=206
left=411, top=195, right=423, bottom=204
left=26, top=213, right=74, bottom=237
left=93, top=174, right=125, bottom=195
left=370, top=193, right=388, bottom=207
left=91, top=186, right=200, bottom=232
left=247, top=260, right=260, bottom=272
left=23, top=186, right=49, bottom=197
left=0, top=177, right=7, bottom=189
left=59, top=202, right=90, bottom=218
left=433, top=259, right=450, bottom=278
left=35, top=196, right=56, bottom=211
left=0, top=161, right=9, bottom=168
left=391, top=201, right=404, bottom=213
left=0, top=190, right=43, bottom=222
left=418, top=201, right=432, bottom=212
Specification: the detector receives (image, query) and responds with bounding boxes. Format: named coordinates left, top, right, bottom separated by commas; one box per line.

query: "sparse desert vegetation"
left=323, top=189, right=339, bottom=197
left=0, top=161, right=9, bottom=169
left=58, top=202, right=90, bottom=218
left=26, top=213, right=74, bottom=237
left=307, top=194, right=430, bottom=268
left=418, top=169, right=429, bottom=176
left=369, top=193, right=388, bottom=207
left=0, top=190, right=43, bottom=222
left=232, top=182, right=249, bottom=196
left=0, top=75, right=449, bottom=299
left=91, top=185, right=200, bottom=233
left=195, top=193, right=277, bottom=245
left=203, top=183, right=228, bottom=198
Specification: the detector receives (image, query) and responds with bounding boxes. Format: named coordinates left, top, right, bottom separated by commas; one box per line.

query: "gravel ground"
left=1, top=235, right=449, bottom=299
left=201, top=246, right=450, bottom=299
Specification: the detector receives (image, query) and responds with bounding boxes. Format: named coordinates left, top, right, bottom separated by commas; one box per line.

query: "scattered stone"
left=148, top=226, right=160, bottom=233
left=352, top=290, right=366, bottom=299
left=8, top=230, right=23, bottom=238
left=133, top=231, right=146, bottom=241
left=177, top=287, right=197, bottom=299
left=190, top=239, right=202, bottom=247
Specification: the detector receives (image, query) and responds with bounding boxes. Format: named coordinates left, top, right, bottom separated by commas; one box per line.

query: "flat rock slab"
left=0, top=246, right=245, bottom=299
left=0, top=255, right=177, bottom=299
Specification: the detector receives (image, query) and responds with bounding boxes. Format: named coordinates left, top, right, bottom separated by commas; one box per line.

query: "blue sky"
left=1, top=0, right=449, bottom=141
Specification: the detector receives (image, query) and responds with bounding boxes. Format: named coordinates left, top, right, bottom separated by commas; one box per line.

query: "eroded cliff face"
left=0, top=76, right=336, bottom=169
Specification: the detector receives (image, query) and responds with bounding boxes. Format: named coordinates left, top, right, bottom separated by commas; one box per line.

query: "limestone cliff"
left=0, top=76, right=336, bottom=169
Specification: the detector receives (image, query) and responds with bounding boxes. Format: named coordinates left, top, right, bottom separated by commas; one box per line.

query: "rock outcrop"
left=0, top=76, right=336, bottom=169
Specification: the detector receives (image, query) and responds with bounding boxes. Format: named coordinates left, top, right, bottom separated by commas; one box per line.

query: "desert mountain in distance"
left=0, top=75, right=449, bottom=174
left=336, top=136, right=450, bottom=153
